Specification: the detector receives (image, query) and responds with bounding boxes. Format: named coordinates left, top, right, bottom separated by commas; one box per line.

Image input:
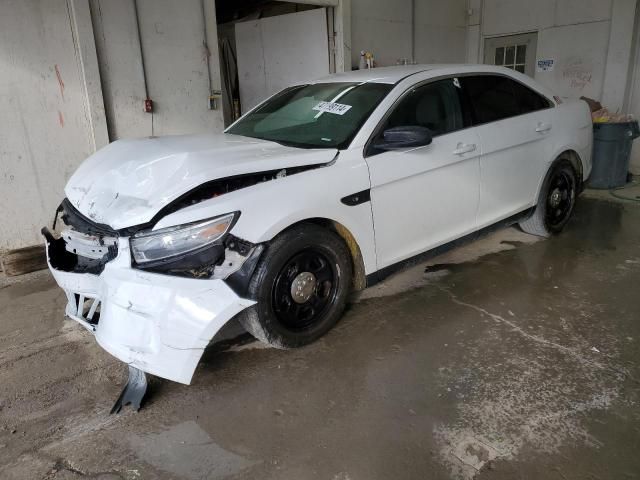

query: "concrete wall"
left=0, top=0, right=225, bottom=254
left=3, top=0, right=640, bottom=257
left=467, top=0, right=640, bottom=172
left=467, top=0, right=636, bottom=108
left=414, top=1, right=468, bottom=64
left=0, top=0, right=107, bottom=251
left=91, top=0, right=150, bottom=139
left=624, top=2, right=640, bottom=173
left=350, top=0, right=467, bottom=68
left=91, top=0, right=224, bottom=139
left=1, top=0, right=348, bottom=256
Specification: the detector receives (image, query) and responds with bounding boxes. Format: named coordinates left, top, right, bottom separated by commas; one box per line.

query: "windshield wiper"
left=268, top=138, right=325, bottom=150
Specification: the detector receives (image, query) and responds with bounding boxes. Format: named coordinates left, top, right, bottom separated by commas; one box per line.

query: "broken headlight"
left=130, top=213, right=237, bottom=264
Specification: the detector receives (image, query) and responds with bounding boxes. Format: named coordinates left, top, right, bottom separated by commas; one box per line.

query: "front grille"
left=73, top=294, right=101, bottom=327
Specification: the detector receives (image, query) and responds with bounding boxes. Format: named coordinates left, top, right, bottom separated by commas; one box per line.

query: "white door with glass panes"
left=484, top=33, right=538, bottom=77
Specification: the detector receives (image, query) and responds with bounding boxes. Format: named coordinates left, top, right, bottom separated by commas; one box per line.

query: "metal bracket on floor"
left=110, top=365, right=148, bottom=414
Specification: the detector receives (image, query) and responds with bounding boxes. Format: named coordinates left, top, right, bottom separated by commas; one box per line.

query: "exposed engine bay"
left=163, top=166, right=317, bottom=218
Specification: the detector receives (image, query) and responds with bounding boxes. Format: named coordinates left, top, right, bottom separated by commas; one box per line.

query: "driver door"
left=365, top=78, right=481, bottom=269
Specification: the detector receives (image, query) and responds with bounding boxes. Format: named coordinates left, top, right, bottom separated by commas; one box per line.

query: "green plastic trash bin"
left=589, top=121, right=640, bottom=189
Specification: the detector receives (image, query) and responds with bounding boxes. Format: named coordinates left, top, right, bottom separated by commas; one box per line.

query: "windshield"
left=226, top=82, right=392, bottom=149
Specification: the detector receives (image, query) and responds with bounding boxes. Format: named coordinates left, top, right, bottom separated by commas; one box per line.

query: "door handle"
left=453, top=143, right=477, bottom=155
left=535, top=122, right=552, bottom=133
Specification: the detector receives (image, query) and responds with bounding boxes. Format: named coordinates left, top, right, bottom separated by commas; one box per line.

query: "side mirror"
left=373, top=126, right=433, bottom=151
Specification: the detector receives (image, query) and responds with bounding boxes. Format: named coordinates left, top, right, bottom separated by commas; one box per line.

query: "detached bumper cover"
left=45, top=236, right=255, bottom=384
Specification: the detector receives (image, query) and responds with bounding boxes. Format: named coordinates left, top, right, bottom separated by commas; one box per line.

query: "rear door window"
left=511, top=80, right=553, bottom=113
left=461, top=75, right=551, bottom=126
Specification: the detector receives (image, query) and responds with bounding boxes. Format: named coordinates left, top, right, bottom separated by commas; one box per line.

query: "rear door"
left=460, top=75, right=554, bottom=228
left=365, top=78, right=481, bottom=268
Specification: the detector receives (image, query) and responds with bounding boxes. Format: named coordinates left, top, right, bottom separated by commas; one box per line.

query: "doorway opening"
left=216, top=1, right=337, bottom=127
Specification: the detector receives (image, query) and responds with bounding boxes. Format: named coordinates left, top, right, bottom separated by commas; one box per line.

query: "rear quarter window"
left=461, top=75, right=551, bottom=125
left=511, top=80, right=553, bottom=112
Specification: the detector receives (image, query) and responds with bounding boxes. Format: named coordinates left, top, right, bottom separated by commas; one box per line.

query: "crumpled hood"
left=65, top=133, right=337, bottom=229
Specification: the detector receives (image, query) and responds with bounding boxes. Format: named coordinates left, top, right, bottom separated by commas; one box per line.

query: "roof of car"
left=312, top=64, right=520, bottom=84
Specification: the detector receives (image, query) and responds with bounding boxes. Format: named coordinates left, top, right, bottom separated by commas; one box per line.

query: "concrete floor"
left=1, top=191, right=640, bottom=480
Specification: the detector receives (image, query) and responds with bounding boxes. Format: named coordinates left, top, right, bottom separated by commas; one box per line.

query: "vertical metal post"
left=133, top=0, right=149, bottom=101
left=327, top=7, right=337, bottom=73
left=201, top=0, right=214, bottom=97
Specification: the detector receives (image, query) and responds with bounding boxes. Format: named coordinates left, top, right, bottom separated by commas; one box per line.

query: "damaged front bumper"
left=44, top=232, right=255, bottom=385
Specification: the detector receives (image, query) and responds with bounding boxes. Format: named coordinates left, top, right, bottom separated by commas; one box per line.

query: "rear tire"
left=238, top=224, right=352, bottom=349
left=519, top=159, right=578, bottom=237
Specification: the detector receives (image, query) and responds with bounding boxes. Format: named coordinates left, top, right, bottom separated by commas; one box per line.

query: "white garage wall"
left=414, top=1, right=467, bottom=64
left=0, top=0, right=107, bottom=251
left=535, top=21, right=611, bottom=101
left=624, top=4, right=640, bottom=173
left=468, top=0, right=640, bottom=172
left=91, top=0, right=224, bottom=139
left=350, top=0, right=467, bottom=68
left=137, top=0, right=224, bottom=136
left=351, top=0, right=411, bottom=67
left=0, top=0, right=224, bottom=256
left=468, top=0, right=637, bottom=109
left=91, top=0, right=151, bottom=139
left=3, top=0, right=640, bottom=259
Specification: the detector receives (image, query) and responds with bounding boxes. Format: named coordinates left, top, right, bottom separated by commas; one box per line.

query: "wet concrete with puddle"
left=1, top=196, right=639, bottom=479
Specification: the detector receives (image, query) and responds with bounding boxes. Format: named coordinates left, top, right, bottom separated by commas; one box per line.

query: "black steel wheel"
left=272, top=249, right=339, bottom=331
left=239, top=224, right=352, bottom=348
left=520, top=159, right=578, bottom=237
left=544, top=168, right=576, bottom=230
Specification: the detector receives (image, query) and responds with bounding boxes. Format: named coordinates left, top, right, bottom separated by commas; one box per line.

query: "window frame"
left=225, top=82, right=394, bottom=150
left=364, top=72, right=555, bottom=158
left=364, top=76, right=467, bottom=157
left=459, top=74, right=555, bottom=127
left=494, top=44, right=528, bottom=73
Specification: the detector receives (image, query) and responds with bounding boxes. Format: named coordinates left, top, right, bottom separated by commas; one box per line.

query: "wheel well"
left=558, top=150, right=584, bottom=188
left=280, top=218, right=367, bottom=291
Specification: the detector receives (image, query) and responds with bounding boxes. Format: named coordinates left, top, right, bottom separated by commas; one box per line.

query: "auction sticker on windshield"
left=313, top=101, right=352, bottom=115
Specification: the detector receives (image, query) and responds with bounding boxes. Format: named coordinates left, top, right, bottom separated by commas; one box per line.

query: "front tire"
left=238, top=224, right=352, bottom=348
left=519, top=159, right=578, bottom=237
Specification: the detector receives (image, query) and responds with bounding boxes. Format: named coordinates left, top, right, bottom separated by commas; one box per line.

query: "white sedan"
left=43, top=65, right=593, bottom=391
